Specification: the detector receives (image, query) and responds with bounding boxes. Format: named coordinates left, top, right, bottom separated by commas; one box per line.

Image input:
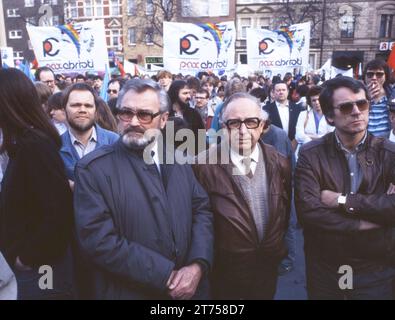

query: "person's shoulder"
left=76, top=144, right=116, bottom=169
left=381, top=137, right=395, bottom=154
left=96, top=125, right=119, bottom=140
left=300, top=132, right=331, bottom=152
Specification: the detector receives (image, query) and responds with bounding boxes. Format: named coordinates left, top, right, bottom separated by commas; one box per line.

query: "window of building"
left=127, top=0, right=136, bottom=15
left=145, top=28, right=154, bottom=45
left=259, top=17, right=270, bottom=29
left=146, top=0, right=154, bottom=15
left=95, top=0, right=104, bottom=16
left=220, top=0, right=229, bottom=16
left=26, top=17, right=36, bottom=25
left=379, top=14, right=393, bottom=38
left=340, top=15, right=355, bottom=38
left=9, top=30, right=23, bottom=39
left=239, top=53, right=247, bottom=64
left=7, top=9, right=20, bottom=17
left=68, top=0, right=78, bottom=18
left=85, top=0, right=94, bottom=16
left=181, top=0, right=191, bottom=17
left=25, top=0, right=34, bottom=7
left=240, top=18, right=251, bottom=39
left=13, top=51, right=24, bottom=60
left=128, top=27, right=136, bottom=45
left=109, top=29, right=121, bottom=47
left=52, top=15, right=60, bottom=26
left=111, top=0, right=121, bottom=16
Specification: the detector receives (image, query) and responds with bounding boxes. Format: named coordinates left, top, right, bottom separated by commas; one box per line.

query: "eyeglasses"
left=43, top=80, right=55, bottom=85
left=117, top=108, right=161, bottom=124
left=334, top=99, right=369, bottom=115
left=366, top=71, right=385, bottom=79
left=225, top=117, right=262, bottom=130
left=107, top=89, right=118, bottom=94
left=195, top=96, right=208, bottom=100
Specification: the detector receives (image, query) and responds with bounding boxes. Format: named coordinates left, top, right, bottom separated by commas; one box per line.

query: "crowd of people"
left=0, top=58, right=395, bottom=300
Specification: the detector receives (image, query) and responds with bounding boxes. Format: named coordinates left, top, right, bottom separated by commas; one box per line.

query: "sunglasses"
left=334, top=99, right=369, bottom=115
left=366, top=71, right=385, bottom=79
left=117, top=108, right=161, bottom=124
left=225, top=117, right=262, bottom=130
left=107, top=89, right=118, bottom=94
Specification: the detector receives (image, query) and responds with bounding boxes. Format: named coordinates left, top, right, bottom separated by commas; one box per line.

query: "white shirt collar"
left=230, top=144, right=260, bottom=175
left=275, top=100, right=289, bottom=108
left=390, top=130, right=395, bottom=143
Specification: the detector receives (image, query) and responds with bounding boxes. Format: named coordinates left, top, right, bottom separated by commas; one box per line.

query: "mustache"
left=123, top=126, right=145, bottom=135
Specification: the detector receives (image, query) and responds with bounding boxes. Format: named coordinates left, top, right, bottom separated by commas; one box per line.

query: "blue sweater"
left=60, top=124, right=119, bottom=180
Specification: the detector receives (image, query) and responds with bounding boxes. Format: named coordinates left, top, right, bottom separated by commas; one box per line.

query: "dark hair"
left=0, top=68, right=61, bottom=152
left=306, top=85, right=323, bottom=107
left=34, top=81, right=52, bottom=109
left=196, top=89, right=210, bottom=99
left=108, top=78, right=125, bottom=90
left=249, top=87, right=267, bottom=103
left=95, top=97, right=118, bottom=132
left=186, top=77, right=200, bottom=91
left=47, top=92, right=64, bottom=112
left=62, top=82, right=100, bottom=109
left=272, top=81, right=289, bottom=91
left=319, top=77, right=370, bottom=123
left=167, top=80, right=188, bottom=106
left=93, top=75, right=103, bottom=81
left=363, top=59, right=392, bottom=95
left=296, top=84, right=309, bottom=97
left=107, top=97, right=118, bottom=116
left=34, top=66, right=55, bottom=81
left=74, top=74, right=86, bottom=82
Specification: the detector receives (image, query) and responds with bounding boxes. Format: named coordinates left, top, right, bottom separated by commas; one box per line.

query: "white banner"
left=27, top=20, right=109, bottom=74
left=0, top=47, right=15, bottom=67
left=247, top=22, right=310, bottom=77
left=163, top=21, right=236, bottom=76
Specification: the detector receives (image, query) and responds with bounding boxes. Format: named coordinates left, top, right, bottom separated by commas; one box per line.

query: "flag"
left=100, top=64, right=110, bottom=101
left=1, top=62, right=9, bottom=69
left=22, top=60, right=35, bottom=82
left=115, top=58, right=125, bottom=78
left=388, top=44, right=395, bottom=69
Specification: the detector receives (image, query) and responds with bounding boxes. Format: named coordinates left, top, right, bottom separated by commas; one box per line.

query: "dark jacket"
left=73, top=140, right=213, bottom=299
left=192, top=141, right=291, bottom=289
left=263, top=101, right=303, bottom=141
left=295, top=132, right=395, bottom=266
left=60, top=124, right=119, bottom=181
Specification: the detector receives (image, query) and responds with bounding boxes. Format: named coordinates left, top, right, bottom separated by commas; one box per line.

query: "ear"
left=325, top=114, right=335, bottom=126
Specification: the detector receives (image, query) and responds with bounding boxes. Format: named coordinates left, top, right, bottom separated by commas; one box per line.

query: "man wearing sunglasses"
left=364, top=59, right=395, bottom=137
left=295, top=76, right=395, bottom=299
left=73, top=79, right=213, bottom=300
left=193, top=92, right=291, bottom=299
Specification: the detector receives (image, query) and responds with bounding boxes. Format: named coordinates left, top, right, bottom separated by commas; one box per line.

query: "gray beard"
left=122, top=132, right=155, bottom=150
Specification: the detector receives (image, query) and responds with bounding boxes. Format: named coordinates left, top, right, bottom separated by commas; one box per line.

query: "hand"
left=168, top=263, right=203, bottom=300
left=15, top=256, right=32, bottom=271
left=359, top=220, right=380, bottom=230
left=367, top=82, right=381, bottom=101
left=387, top=183, right=395, bottom=195
left=320, top=190, right=342, bottom=208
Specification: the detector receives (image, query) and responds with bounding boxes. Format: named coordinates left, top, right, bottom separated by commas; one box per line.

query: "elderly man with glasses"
left=295, top=76, right=395, bottom=300
left=73, top=78, right=213, bottom=300
left=193, top=92, right=292, bottom=299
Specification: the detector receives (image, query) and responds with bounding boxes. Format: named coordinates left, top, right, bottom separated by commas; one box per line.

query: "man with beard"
left=60, top=83, right=119, bottom=189
left=168, top=80, right=205, bottom=155
left=73, top=79, right=213, bottom=299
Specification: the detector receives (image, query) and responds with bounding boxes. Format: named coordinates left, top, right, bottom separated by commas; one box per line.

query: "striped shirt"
left=368, top=96, right=390, bottom=137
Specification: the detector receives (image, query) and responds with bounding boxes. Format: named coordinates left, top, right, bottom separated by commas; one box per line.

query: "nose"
left=351, top=103, right=362, bottom=115
left=239, top=122, right=248, bottom=134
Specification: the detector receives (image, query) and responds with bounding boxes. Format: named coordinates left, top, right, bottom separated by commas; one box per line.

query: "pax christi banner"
left=163, top=21, right=236, bottom=76
left=27, top=20, right=109, bottom=74
left=247, top=22, right=310, bottom=77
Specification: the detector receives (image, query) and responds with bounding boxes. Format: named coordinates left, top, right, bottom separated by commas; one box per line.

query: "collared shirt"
left=335, top=130, right=367, bottom=194
left=390, top=130, right=395, bottom=143
left=69, top=126, right=97, bottom=159
left=150, top=141, right=161, bottom=175
left=275, top=101, right=290, bottom=135
left=230, top=144, right=260, bottom=176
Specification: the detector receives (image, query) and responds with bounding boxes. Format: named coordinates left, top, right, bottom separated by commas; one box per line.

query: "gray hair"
left=224, top=77, right=246, bottom=98
left=220, top=92, right=265, bottom=123
left=116, top=78, right=170, bottom=113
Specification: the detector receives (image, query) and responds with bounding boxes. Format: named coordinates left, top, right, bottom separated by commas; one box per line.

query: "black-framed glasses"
left=366, top=71, right=385, bottom=79
left=225, top=117, right=262, bottom=129
left=116, top=108, right=161, bottom=124
left=334, top=99, right=369, bottom=115
left=107, top=89, right=118, bottom=94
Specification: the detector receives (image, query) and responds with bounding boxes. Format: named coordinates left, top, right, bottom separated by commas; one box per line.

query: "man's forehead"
left=121, top=89, right=160, bottom=108
left=68, top=90, right=95, bottom=101
left=226, top=98, right=260, bottom=115
left=41, top=71, right=54, bottom=79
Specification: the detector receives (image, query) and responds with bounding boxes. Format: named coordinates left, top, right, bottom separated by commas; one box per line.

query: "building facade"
left=235, top=0, right=395, bottom=72
left=64, top=0, right=124, bottom=63
left=2, top=0, right=64, bottom=62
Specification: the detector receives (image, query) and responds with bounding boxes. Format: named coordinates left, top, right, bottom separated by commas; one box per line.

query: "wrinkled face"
left=159, top=76, right=172, bottom=89
left=223, top=98, right=264, bottom=155
left=273, top=83, right=289, bottom=103
left=328, top=88, right=369, bottom=137
left=310, top=94, right=321, bottom=113
left=65, top=90, right=96, bottom=133
left=108, top=81, right=120, bottom=99
left=39, top=70, right=56, bottom=92
left=195, top=93, right=209, bottom=108
left=178, top=87, right=191, bottom=104
left=50, top=108, right=67, bottom=123
left=365, top=68, right=386, bottom=89
left=117, top=89, right=168, bottom=149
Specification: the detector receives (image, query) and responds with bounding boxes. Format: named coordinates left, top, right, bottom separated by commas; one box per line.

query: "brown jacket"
left=295, top=132, right=395, bottom=264
left=193, top=141, right=291, bottom=265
